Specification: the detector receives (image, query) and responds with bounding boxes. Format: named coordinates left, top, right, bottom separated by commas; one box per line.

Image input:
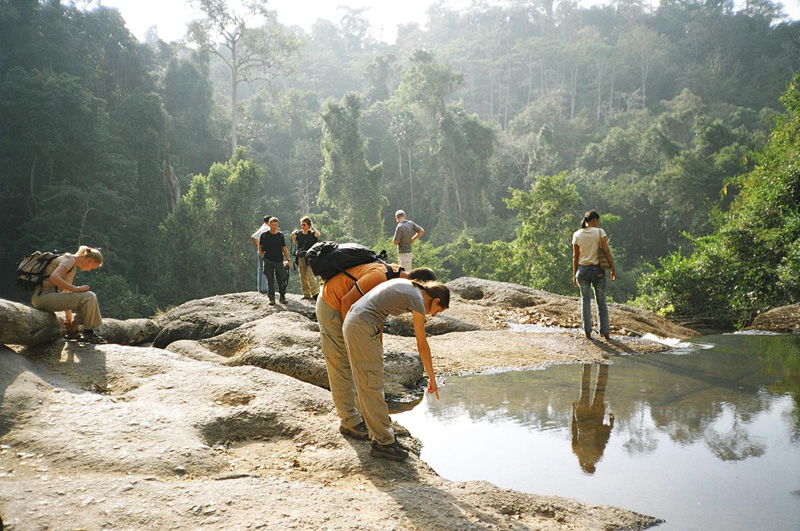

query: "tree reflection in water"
left=571, top=364, right=614, bottom=474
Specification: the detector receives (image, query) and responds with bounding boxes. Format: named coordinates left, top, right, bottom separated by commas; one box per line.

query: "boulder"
left=153, top=292, right=315, bottom=348
left=0, top=299, right=62, bottom=346
left=745, top=303, right=800, bottom=333
left=167, top=311, right=424, bottom=397
left=0, top=299, right=159, bottom=347
left=447, top=277, right=562, bottom=307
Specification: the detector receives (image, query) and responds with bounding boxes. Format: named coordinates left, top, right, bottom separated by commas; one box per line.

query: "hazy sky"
left=98, top=0, right=800, bottom=44
left=98, top=0, right=469, bottom=43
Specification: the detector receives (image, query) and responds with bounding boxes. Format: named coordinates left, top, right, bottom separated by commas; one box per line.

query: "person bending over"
left=317, top=265, right=436, bottom=441
left=342, top=278, right=448, bottom=461
left=31, top=245, right=106, bottom=344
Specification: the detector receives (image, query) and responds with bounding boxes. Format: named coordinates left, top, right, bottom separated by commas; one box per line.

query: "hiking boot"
left=268, top=299, right=276, bottom=306
left=311, top=294, right=318, bottom=301
left=279, top=295, right=287, bottom=304
left=83, top=330, right=107, bottom=344
left=370, top=440, right=409, bottom=462
left=339, top=421, right=370, bottom=441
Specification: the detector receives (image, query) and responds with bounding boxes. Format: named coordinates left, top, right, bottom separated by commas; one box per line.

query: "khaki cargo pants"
left=32, top=290, right=103, bottom=329
left=342, top=313, right=394, bottom=445
left=316, top=297, right=363, bottom=430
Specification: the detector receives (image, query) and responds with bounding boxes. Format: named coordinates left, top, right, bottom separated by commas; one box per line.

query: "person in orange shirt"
left=316, top=262, right=436, bottom=440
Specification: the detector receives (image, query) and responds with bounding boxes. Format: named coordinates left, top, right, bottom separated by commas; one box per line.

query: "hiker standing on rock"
left=572, top=210, right=616, bottom=340
left=317, top=265, right=436, bottom=443
left=259, top=217, right=291, bottom=306
left=291, top=216, right=321, bottom=301
left=31, top=246, right=106, bottom=344
left=392, top=210, right=424, bottom=271
left=342, top=278, right=448, bottom=461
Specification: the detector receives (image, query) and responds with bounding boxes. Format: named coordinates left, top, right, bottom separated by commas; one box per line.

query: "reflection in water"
left=397, top=334, right=800, bottom=531
left=571, top=364, right=614, bottom=474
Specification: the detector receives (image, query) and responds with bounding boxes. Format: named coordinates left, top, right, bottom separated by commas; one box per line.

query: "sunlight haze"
left=98, top=0, right=800, bottom=44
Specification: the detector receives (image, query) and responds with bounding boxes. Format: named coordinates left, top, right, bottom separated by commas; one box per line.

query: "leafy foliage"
left=636, top=76, right=800, bottom=326
left=318, top=93, right=384, bottom=244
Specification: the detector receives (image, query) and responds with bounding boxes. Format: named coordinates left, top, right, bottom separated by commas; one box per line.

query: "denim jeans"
left=576, top=264, right=609, bottom=336
left=257, top=254, right=268, bottom=293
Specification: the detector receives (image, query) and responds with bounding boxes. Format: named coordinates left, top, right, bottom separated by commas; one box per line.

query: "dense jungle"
left=1, top=0, right=799, bottom=328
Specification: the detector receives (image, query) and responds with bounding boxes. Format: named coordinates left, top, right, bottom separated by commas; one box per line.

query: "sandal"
left=65, top=329, right=83, bottom=341
left=82, top=330, right=107, bottom=344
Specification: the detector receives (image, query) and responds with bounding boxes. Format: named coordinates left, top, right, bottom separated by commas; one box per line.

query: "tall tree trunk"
left=231, top=75, right=239, bottom=154
left=407, top=148, right=414, bottom=219
left=162, top=141, right=180, bottom=212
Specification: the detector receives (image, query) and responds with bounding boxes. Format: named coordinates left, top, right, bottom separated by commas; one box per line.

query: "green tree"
left=318, top=93, right=383, bottom=244
left=159, top=149, right=268, bottom=302
left=636, top=75, right=800, bottom=326
left=188, top=0, right=301, bottom=154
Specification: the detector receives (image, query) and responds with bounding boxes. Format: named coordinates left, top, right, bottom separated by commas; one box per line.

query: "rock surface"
left=745, top=303, right=800, bottom=333
left=1, top=278, right=704, bottom=530
left=0, top=300, right=158, bottom=346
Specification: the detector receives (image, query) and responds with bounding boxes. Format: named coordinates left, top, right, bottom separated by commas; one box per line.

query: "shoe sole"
left=370, top=448, right=408, bottom=461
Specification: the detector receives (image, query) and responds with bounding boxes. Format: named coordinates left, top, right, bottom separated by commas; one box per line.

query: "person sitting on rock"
left=342, top=278, right=449, bottom=461
left=31, top=245, right=106, bottom=344
left=317, top=264, right=436, bottom=443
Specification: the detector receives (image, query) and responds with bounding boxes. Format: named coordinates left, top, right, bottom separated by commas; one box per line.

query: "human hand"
left=573, top=277, right=578, bottom=287
left=610, top=271, right=617, bottom=281
left=283, top=260, right=291, bottom=267
left=76, top=285, right=90, bottom=292
left=427, top=378, right=439, bottom=400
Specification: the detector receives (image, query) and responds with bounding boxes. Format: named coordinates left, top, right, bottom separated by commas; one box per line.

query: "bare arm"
left=412, top=310, right=438, bottom=399
left=411, top=227, right=425, bottom=243
left=50, top=264, right=88, bottom=293
left=572, top=243, right=580, bottom=286
left=251, top=236, right=260, bottom=249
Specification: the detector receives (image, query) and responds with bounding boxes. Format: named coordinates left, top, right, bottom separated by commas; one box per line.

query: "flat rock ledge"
left=0, top=278, right=706, bottom=529
left=744, top=303, right=800, bottom=333
left=0, top=343, right=661, bottom=530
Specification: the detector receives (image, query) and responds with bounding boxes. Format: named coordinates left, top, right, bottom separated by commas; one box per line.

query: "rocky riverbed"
left=1, top=277, right=703, bottom=530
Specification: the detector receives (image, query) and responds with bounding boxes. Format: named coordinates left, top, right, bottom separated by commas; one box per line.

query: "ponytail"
left=76, top=245, right=104, bottom=266
left=411, top=279, right=450, bottom=309
left=581, top=210, right=600, bottom=229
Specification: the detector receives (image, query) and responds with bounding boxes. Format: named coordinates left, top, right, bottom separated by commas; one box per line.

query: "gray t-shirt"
left=348, top=278, right=426, bottom=326
left=393, top=220, right=422, bottom=253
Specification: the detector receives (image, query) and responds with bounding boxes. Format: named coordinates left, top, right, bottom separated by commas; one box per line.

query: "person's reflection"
left=571, top=363, right=614, bottom=474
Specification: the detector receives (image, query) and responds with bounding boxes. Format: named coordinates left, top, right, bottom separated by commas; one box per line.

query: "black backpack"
left=306, top=241, right=399, bottom=281
left=16, top=251, right=62, bottom=291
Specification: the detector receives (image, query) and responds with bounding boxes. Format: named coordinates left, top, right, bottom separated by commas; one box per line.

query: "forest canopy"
left=1, top=0, right=798, bottom=328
